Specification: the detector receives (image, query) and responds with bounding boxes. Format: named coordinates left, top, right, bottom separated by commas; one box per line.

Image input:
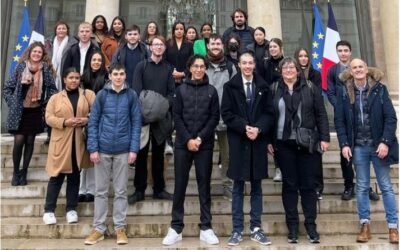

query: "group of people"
left=3, top=7, right=398, bottom=247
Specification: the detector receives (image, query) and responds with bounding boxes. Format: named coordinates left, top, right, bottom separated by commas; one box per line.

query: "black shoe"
left=341, top=186, right=354, bottom=200
left=19, top=169, right=27, bottom=186
left=128, top=191, right=145, bottom=205
left=153, top=190, right=173, bottom=200
left=78, top=194, right=86, bottom=202
left=11, top=172, right=20, bottom=186
left=307, top=229, right=320, bottom=244
left=85, top=193, right=95, bottom=202
left=369, top=187, right=380, bottom=201
left=287, top=231, right=298, bottom=243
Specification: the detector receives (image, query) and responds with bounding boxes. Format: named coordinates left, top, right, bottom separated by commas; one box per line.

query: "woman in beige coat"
left=42, top=67, right=95, bottom=225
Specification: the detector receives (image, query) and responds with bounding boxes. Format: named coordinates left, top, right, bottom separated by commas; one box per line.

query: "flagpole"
left=24, top=0, right=28, bottom=7
left=39, top=0, right=42, bottom=5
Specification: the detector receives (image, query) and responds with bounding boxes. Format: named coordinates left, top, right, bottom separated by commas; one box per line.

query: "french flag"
left=321, top=2, right=340, bottom=90
left=29, top=4, right=45, bottom=45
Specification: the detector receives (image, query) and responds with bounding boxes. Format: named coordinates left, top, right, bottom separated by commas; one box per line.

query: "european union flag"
left=311, top=3, right=325, bottom=73
left=9, top=5, right=31, bottom=76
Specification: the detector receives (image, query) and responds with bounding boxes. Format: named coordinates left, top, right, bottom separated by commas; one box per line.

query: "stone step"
left=2, top=163, right=397, bottom=183
left=2, top=179, right=398, bottom=199
left=1, top=195, right=393, bottom=218
left=0, top=133, right=344, bottom=154
left=0, top=213, right=391, bottom=239
left=2, top=235, right=398, bottom=250
left=0, top=150, right=365, bottom=169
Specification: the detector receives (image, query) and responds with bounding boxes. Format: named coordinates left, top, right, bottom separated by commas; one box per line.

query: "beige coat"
left=45, top=88, right=96, bottom=176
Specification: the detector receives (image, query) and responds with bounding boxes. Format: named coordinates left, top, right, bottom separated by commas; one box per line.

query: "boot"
left=11, top=170, right=20, bottom=186
left=389, top=228, right=399, bottom=244
left=19, top=168, right=28, bottom=186
left=356, top=223, right=371, bottom=243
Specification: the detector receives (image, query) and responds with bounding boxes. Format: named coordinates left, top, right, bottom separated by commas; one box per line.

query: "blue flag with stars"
left=9, top=5, right=31, bottom=76
left=311, top=3, right=325, bottom=72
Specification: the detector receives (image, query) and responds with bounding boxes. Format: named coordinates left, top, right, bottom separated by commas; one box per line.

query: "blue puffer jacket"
left=334, top=68, right=398, bottom=165
left=87, top=83, right=141, bottom=154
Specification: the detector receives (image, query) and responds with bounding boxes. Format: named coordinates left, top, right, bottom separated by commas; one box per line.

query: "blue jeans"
left=232, top=179, right=262, bottom=233
left=353, top=145, right=398, bottom=228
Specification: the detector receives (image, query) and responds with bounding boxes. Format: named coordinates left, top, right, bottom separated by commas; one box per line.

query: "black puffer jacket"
left=173, top=75, right=220, bottom=150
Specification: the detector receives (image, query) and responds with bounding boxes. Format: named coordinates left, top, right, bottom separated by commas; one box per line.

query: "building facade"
left=1, top=0, right=398, bottom=131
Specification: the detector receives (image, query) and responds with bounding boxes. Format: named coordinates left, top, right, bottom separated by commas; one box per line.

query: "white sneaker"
left=43, top=212, right=56, bottom=225
left=164, top=144, right=174, bottom=155
left=200, top=229, right=219, bottom=245
left=66, top=210, right=78, bottom=224
left=273, top=168, right=282, bottom=182
left=162, top=227, right=182, bottom=245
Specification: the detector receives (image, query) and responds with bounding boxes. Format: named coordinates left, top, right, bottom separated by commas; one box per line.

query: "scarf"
left=282, top=80, right=301, bottom=140
left=301, top=65, right=310, bottom=80
left=207, top=51, right=225, bottom=64
left=52, top=36, right=69, bottom=90
left=22, top=61, right=43, bottom=108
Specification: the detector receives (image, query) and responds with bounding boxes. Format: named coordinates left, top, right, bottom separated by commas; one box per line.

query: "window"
left=119, top=0, right=247, bottom=38
left=280, top=0, right=361, bottom=59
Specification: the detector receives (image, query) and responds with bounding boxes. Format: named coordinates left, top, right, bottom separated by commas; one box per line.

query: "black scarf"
left=282, top=80, right=301, bottom=140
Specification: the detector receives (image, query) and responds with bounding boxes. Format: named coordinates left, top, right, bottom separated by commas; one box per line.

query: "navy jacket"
left=334, top=68, right=398, bottom=165
left=87, top=83, right=141, bottom=154
left=221, top=73, right=274, bottom=180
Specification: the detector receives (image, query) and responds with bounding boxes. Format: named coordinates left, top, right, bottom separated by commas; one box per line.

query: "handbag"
left=296, top=127, right=319, bottom=153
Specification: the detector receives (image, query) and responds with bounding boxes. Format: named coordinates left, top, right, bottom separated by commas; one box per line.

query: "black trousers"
left=315, top=154, right=324, bottom=193
left=134, top=134, right=166, bottom=194
left=276, top=140, right=318, bottom=233
left=171, top=149, right=213, bottom=234
left=340, top=153, right=354, bottom=189
left=44, top=163, right=80, bottom=213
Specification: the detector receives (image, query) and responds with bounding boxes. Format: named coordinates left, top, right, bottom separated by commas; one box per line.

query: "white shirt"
left=79, top=42, right=90, bottom=74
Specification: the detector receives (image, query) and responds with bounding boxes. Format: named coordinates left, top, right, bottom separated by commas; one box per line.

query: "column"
left=379, top=0, right=399, bottom=93
left=247, top=0, right=282, bottom=39
left=85, top=0, right=120, bottom=25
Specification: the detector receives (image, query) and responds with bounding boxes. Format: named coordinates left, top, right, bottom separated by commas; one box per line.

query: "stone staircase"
left=1, top=133, right=398, bottom=249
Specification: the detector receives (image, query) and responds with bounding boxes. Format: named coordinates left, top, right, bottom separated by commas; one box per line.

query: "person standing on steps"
left=327, top=40, right=379, bottom=201
left=42, top=68, right=95, bottom=225
left=3, top=42, right=58, bottom=186
left=334, top=58, right=398, bottom=244
left=128, top=35, right=175, bottom=205
left=221, top=52, right=274, bottom=246
left=205, top=33, right=237, bottom=201
left=84, top=64, right=141, bottom=246
left=267, top=57, right=330, bottom=244
left=162, top=55, right=220, bottom=246
left=222, top=8, right=254, bottom=51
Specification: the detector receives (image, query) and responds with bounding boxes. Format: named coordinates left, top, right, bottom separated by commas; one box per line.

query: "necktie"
left=246, top=82, right=252, bottom=103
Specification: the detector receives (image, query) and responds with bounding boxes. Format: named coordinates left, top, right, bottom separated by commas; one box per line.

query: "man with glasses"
left=128, top=36, right=175, bottom=205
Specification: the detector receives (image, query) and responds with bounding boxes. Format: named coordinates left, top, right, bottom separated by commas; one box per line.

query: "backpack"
left=97, top=87, right=135, bottom=113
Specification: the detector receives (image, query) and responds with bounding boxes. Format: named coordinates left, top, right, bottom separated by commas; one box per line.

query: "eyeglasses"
left=151, top=43, right=165, bottom=48
left=282, top=65, right=296, bottom=71
left=191, top=64, right=206, bottom=70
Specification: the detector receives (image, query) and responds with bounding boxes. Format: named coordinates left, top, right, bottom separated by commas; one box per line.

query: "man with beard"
left=206, top=34, right=237, bottom=201
left=222, top=8, right=255, bottom=52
